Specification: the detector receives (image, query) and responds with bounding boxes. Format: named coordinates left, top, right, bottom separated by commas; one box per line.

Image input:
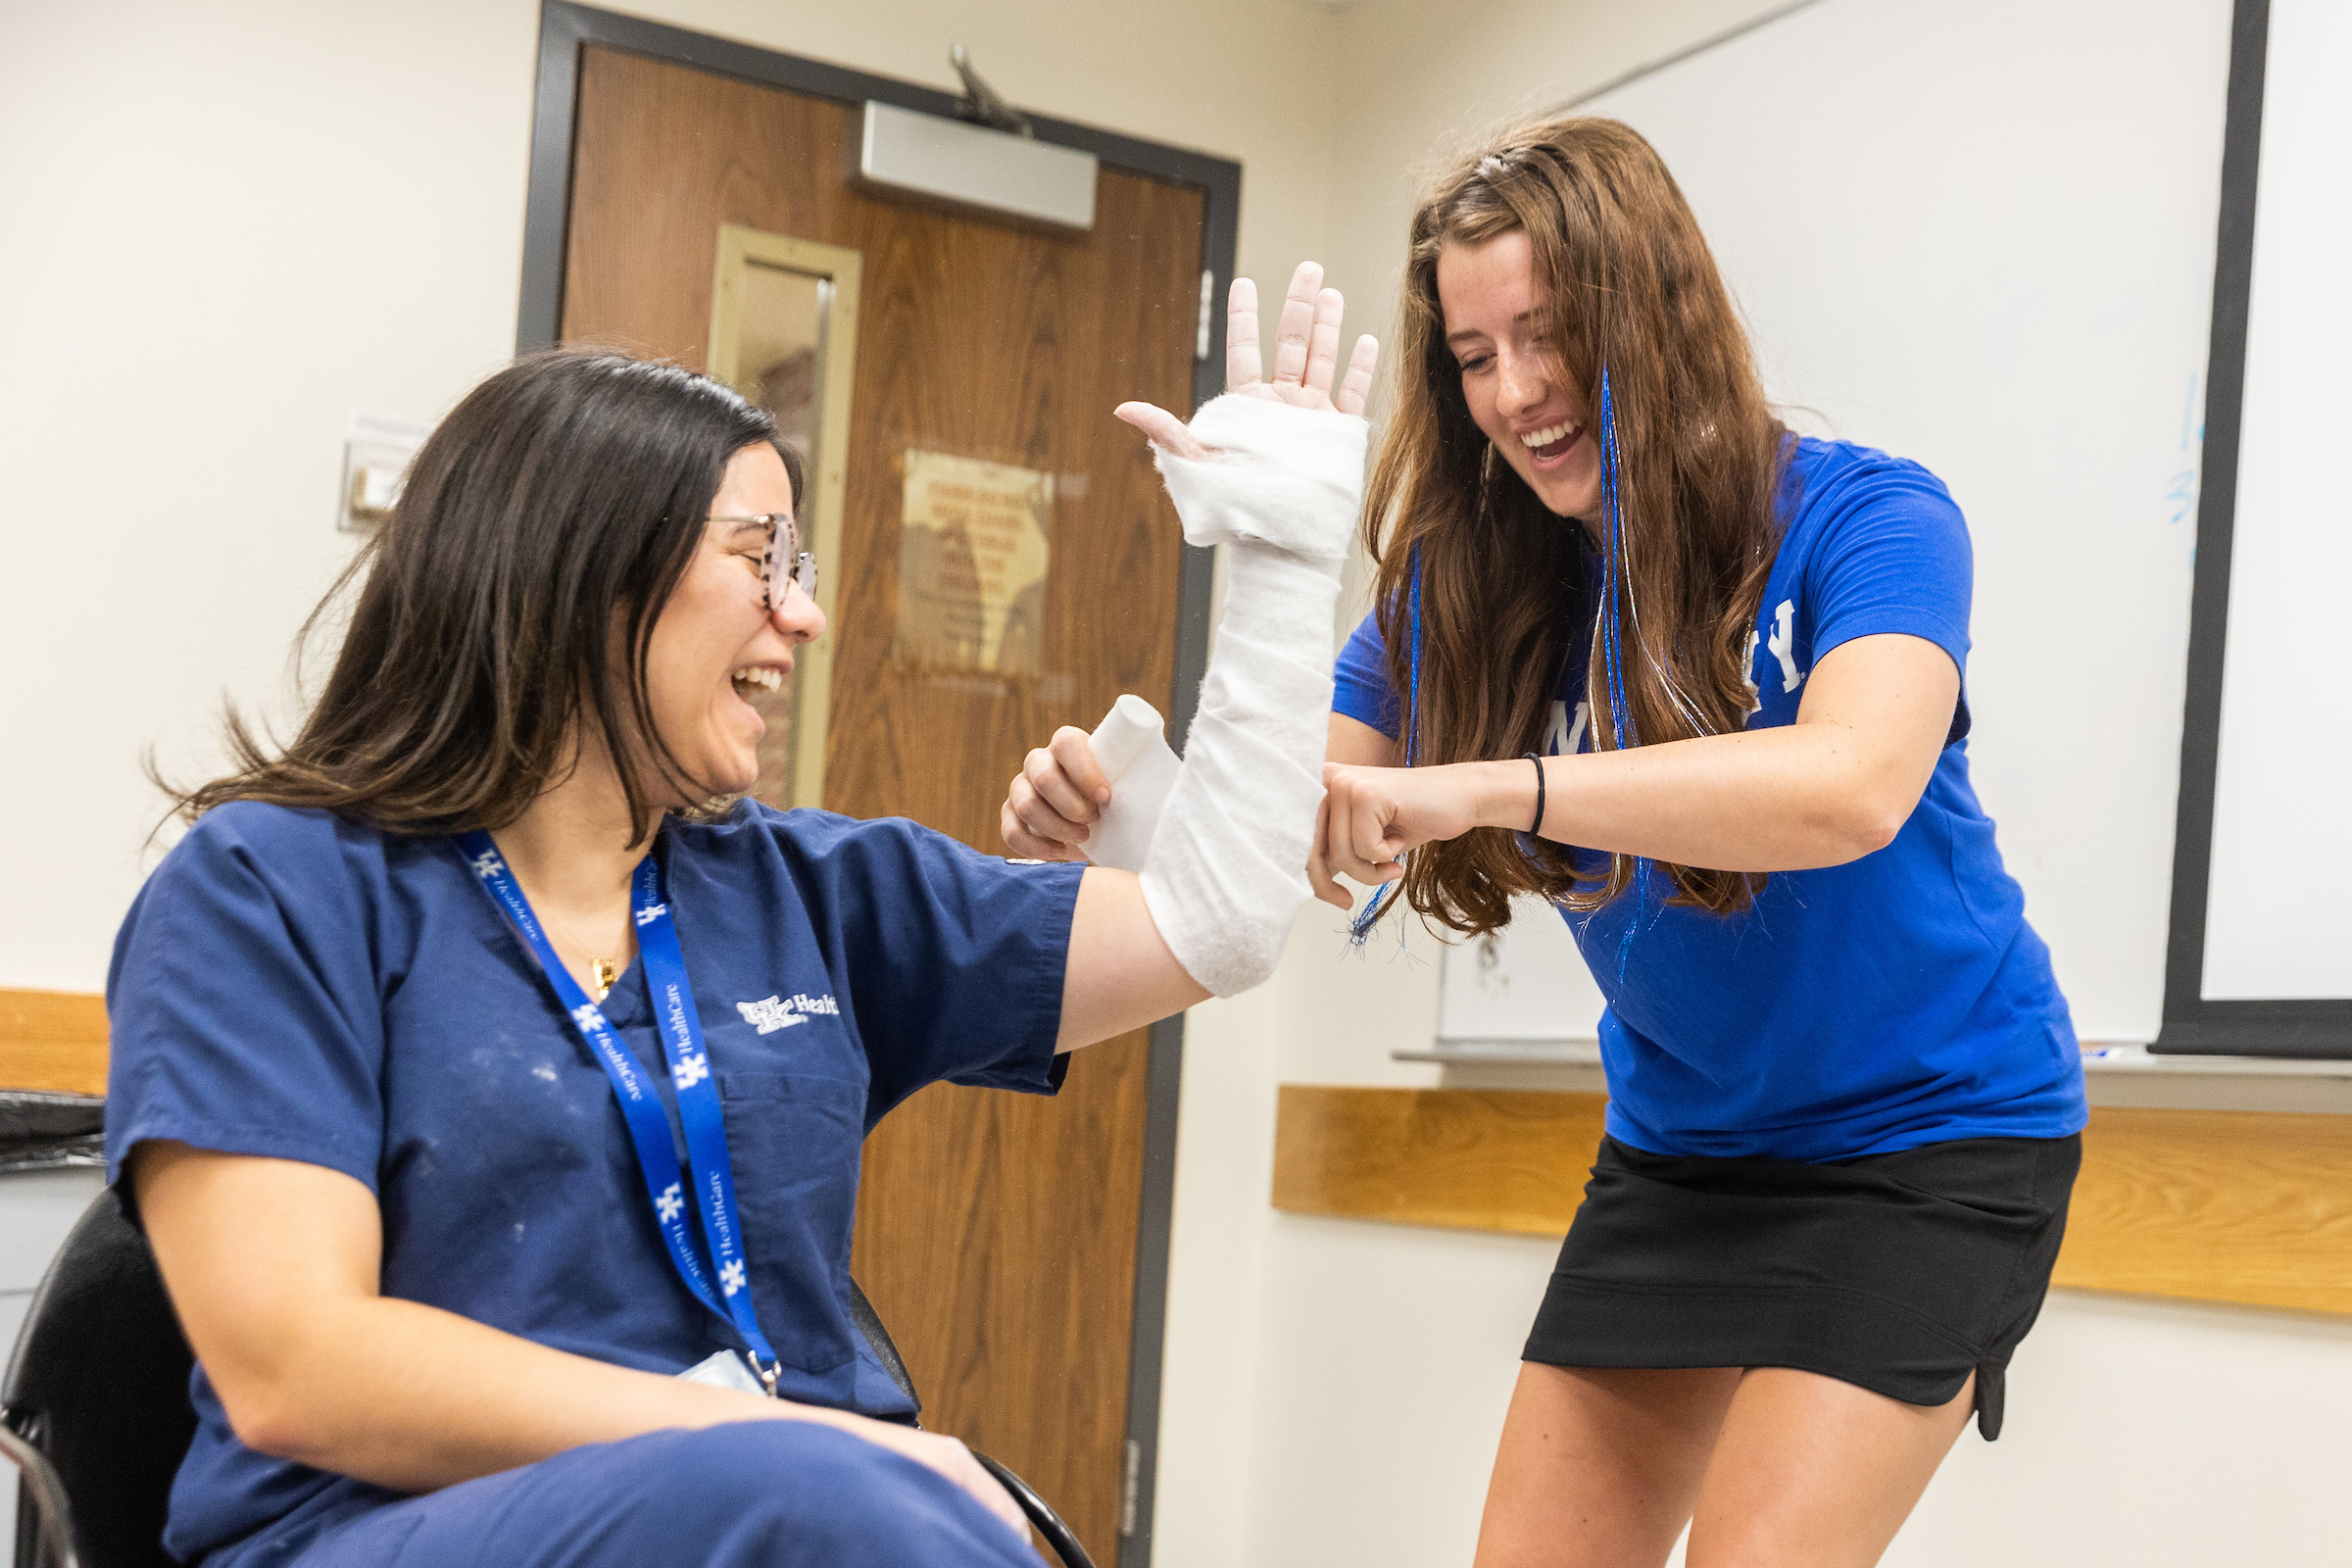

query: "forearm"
left=139, top=1144, right=849, bottom=1494
left=1328, top=711, right=1399, bottom=768
left=1467, top=723, right=1912, bottom=872
left=136, top=1148, right=1027, bottom=1528
left=233, top=1293, right=847, bottom=1491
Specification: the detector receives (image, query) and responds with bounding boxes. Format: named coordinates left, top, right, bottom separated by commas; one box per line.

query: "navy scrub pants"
left=254, top=1422, right=1042, bottom=1568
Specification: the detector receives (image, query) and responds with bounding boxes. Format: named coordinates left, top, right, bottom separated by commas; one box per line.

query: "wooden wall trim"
left=1271, top=1086, right=1606, bottom=1238
left=1272, top=1085, right=2352, bottom=1319
left=2053, top=1104, right=2352, bottom=1314
left=0, top=988, right=109, bottom=1097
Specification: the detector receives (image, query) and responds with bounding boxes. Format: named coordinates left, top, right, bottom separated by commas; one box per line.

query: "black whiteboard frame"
left=2153, top=0, right=2351, bottom=1058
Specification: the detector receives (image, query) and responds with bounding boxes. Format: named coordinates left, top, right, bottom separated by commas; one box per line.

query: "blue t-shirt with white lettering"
left=105, top=800, right=1081, bottom=1566
left=1335, top=437, right=2086, bottom=1161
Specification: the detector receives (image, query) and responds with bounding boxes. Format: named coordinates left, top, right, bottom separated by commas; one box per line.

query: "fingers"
left=1335, top=333, right=1380, bottom=417
left=1018, top=750, right=1095, bottom=831
left=1005, top=781, right=1087, bottom=848
left=1224, top=265, right=1374, bottom=416
left=1351, top=809, right=1406, bottom=873
left=1003, top=737, right=1103, bottom=860
left=1114, top=401, right=1212, bottom=462
left=1319, top=764, right=1406, bottom=887
left=911, top=1431, right=1028, bottom=1540
left=1003, top=727, right=1116, bottom=860
left=955, top=1447, right=1030, bottom=1539
left=1301, top=287, right=1347, bottom=402
left=1046, top=725, right=1112, bottom=805
left=1268, top=262, right=1324, bottom=388
left=1001, top=797, right=1087, bottom=861
left=1324, top=821, right=1399, bottom=889
left=1307, top=798, right=1353, bottom=910
left=1226, top=276, right=1262, bottom=393
left=834, top=1417, right=1027, bottom=1542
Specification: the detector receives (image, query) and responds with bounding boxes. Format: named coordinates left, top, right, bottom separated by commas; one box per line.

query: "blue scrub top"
left=1335, top=436, right=2087, bottom=1161
left=104, top=799, right=1083, bottom=1564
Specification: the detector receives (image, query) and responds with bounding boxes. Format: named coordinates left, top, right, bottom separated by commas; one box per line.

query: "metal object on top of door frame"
left=519, top=9, right=1241, bottom=1562
left=858, top=100, right=1098, bottom=231
left=949, top=44, right=1030, bottom=136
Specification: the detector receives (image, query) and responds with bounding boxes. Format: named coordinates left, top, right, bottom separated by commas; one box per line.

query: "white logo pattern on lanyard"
left=457, top=831, right=783, bottom=1394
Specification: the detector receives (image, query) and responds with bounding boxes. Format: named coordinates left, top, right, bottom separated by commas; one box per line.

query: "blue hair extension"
left=1348, top=544, right=1423, bottom=946
left=1597, top=367, right=1653, bottom=980
left=1406, top=554, right=1424, bottom=767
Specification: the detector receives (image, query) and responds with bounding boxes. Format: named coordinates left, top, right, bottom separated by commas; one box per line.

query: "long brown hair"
left=1363, top=117, right=1788, bottom=936
left=166, top=350, right=796, bottom=840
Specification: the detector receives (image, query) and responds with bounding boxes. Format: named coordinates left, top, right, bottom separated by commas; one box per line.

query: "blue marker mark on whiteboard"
left=2168, top=372, right=2201, bottom=529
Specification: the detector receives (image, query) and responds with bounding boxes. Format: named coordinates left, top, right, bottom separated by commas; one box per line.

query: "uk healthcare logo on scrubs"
left=734, top=994, right=840, bottom=1034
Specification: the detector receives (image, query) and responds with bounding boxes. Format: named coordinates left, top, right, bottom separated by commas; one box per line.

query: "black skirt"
left=1523, top=1133, right=2081, bottom=1440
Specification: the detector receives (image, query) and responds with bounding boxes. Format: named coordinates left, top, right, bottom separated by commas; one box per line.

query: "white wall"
left=1152, top=3, right=2352, bottom=1566
left=0, top=1, right=540, bottom=991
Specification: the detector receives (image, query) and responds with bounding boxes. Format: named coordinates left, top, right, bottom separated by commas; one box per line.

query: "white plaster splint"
left=1135, top=394, right=1365, bottom=996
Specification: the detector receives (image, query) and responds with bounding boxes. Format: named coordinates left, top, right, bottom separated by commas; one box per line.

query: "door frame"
left=519, top=6, right=1237, bottom=1560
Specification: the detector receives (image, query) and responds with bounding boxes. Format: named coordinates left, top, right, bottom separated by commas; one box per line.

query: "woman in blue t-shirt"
left=109, top=318, right=1370, bottom=1568
left=1006, top=119, right=2086, bottom=1567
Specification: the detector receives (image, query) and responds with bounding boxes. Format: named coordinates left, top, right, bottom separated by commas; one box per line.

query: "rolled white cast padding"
left=1137, top=395, right=1366, bottom=996
left=1081, top=694, right=1182, bottom=873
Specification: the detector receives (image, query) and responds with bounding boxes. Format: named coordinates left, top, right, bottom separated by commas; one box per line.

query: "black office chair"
left=2, top=1189, right=1096, bottom=1568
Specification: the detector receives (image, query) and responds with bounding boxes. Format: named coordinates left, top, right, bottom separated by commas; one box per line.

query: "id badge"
left=678, top=1348, right=771, bottom=1397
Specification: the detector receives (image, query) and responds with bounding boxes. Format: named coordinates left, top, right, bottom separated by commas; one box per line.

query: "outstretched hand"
left=1115, top=262, right=1379, bottom=459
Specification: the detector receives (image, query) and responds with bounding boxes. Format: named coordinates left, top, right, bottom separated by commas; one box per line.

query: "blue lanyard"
left=459, top=831, right=781, bottom=1393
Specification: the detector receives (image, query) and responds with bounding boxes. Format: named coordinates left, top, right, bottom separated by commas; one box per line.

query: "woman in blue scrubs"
left=106, top=301, right=1365, bottom=1568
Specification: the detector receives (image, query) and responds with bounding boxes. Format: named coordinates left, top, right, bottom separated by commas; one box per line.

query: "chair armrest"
left=972, top=1450, right=1096, bottom=1568
left=1, top=1415, right=82, bottom=1568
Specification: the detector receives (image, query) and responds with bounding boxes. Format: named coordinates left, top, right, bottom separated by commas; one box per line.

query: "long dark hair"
left=1363, top=117, right=1788, bottom=936
left=168, top=350, right=795, bottom=840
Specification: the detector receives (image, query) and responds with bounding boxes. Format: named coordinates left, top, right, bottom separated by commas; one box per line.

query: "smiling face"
left=639, top=441, right=824, bottom=801
left=1437, top=229, right=1603, bottom=522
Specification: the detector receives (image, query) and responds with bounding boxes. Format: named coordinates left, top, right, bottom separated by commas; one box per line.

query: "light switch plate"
left=338, top=411, right=431, bottom=533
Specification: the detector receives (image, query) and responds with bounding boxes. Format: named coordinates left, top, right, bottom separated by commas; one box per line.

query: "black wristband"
left=1522, top=752, right=1546, bottom=836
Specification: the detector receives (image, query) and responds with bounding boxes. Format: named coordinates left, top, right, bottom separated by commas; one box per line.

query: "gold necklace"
left=541, top=904, right=624, bottom=1003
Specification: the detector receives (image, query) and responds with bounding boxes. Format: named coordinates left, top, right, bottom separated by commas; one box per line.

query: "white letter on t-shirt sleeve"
left=1740, top=629, right=1763, bottom=722
left=1768, top=600, right=1802, bottom=693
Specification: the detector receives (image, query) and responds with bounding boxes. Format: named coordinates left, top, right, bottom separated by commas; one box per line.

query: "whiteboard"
left=1436, top=896, right=1604, bottom=1047
left=1438, top=0, right=2235, bottom=1047
left=2199, top=0, right=2352, bottom=1001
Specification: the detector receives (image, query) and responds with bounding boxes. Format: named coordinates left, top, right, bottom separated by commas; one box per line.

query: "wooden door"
left=558, top=44, right=1200, bottom=1561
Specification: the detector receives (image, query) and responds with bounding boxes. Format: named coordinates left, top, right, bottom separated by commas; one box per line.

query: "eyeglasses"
left=710, top=514, right=817, bottom=612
